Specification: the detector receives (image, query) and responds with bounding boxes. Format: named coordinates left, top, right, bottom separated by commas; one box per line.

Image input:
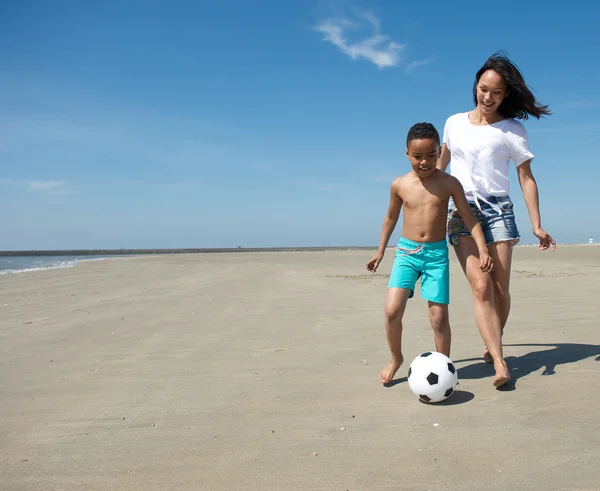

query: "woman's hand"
left=479, top=251, right=495, bottom=273
left=533, top=226, right=556, bottom=251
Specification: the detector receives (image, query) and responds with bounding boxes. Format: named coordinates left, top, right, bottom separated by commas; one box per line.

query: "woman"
left=437, top=52, right=556, bottom=388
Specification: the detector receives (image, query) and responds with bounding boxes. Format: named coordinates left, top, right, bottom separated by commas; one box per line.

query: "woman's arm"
left=517, top=160, right=556, bottom=251
left=437, top=143, right=451, bottom=171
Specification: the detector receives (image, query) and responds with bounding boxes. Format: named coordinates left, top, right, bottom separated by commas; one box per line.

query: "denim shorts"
left=447, top=195, right=520, bottom=247
left=388, top=237, right=450, bottom=305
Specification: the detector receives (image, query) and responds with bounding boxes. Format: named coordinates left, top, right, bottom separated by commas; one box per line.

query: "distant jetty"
left=0, top=246, right=378, bottom=257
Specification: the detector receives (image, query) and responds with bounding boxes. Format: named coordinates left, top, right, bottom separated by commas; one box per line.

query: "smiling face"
left=406, top=138, right=439, bottom=179
left=476, top=69, right=508, bottom=116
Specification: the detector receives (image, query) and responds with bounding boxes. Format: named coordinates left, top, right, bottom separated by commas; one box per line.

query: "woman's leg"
left=453, top=236, right=510, bottom=387
left=483, top=241, right=514, bottom=363
left=489, top=241, right=514, bottom=329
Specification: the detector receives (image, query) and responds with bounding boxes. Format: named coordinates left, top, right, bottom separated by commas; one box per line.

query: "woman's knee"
left=454, top=239, right=496, bottom=303
left=469, top=276, right=494, bottom=302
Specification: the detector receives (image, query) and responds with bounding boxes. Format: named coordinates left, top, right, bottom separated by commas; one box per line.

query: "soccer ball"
left=407, top=351, right=458, bottom=403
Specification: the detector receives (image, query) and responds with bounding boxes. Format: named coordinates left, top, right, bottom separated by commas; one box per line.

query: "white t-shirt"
left=442, top=111, right=534, bottom=200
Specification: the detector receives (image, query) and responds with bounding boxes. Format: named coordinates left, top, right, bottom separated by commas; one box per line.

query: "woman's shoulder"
left=498, top=118, right=529, bottom=138
left=443, top=112, right=469, bottom=133
left=445, top=111, right=469, bottom=124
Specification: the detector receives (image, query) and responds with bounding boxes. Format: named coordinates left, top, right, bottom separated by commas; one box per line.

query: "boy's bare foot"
left=379, top=357, right=403, bottom=385
left=492, top=360, right=510, bottom=387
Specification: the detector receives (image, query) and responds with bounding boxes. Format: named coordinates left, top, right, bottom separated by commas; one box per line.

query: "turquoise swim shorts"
left=387, top=237, right=450, bottom=305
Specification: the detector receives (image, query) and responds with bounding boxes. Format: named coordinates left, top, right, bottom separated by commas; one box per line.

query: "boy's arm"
left=367, top=180, right=402, bottom=272
left=376, top=180, right=403, bottom=255
left=447, top=176, right=494, bottom=272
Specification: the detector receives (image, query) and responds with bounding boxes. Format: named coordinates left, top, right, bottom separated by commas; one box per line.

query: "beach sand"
left=1, top=246, right=598, bottom=490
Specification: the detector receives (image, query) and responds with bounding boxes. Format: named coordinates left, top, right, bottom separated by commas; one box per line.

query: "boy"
left=366, top=122, right=494, bottom=385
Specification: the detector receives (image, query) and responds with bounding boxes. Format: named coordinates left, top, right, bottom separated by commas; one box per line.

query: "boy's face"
left=406, top=138, right=439, bottom=178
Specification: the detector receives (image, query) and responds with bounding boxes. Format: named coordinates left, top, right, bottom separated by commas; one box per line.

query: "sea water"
left=0, top=255, right=109, bottom=274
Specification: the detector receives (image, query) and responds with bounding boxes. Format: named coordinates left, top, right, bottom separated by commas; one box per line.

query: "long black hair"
left=473, top=51, right=551, bottom=120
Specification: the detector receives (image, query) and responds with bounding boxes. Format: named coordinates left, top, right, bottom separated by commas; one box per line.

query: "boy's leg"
left=427, top=302, right=451, bottom=357
left=382, top=242, right=420, bottom=385
left=380, top=287, right=411, bottom=384
left=420, top=242, right=451, bottom=356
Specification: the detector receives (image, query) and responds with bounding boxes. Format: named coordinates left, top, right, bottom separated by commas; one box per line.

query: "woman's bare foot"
left=379, top=357, right=403, bottom=385
left=484, top=329, right=504, bottom=364
left=483, top=348, right=493, bottom=364
left=492, top=360, right=511, bottom=387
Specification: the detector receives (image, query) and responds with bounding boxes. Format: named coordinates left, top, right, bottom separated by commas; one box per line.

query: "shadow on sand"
left=384, top=376, right=407, bottom=388
left=385, top=376, right=474, bottom=406
left=419, top=389, right=475, bottom=406
left=454, top=342, right=600, bottom=390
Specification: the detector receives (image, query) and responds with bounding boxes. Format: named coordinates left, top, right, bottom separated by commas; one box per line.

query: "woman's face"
left=476, top=69, right=507, bottom=115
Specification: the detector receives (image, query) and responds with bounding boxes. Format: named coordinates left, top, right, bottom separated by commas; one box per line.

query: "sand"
left=1, top=246, right=599, bottom=490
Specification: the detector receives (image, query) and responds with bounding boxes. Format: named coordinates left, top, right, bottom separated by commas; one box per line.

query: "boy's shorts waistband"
left=398, top=237, right=448, bottom=250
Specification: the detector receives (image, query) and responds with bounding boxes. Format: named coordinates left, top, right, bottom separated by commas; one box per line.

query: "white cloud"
left=29, top=180, right=66, bottom=191
left=404, top=58, right=434, bottom=73
left=314, top=11, right=404, bottom=69
left=0, top=178, right=73, bottom=195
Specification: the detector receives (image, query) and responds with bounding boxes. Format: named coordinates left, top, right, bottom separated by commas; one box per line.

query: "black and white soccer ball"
left=407, top=351, right=458, bottom=403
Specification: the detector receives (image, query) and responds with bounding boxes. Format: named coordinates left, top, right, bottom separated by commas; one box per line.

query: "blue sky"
left=1, top=0, right=599, bottom=249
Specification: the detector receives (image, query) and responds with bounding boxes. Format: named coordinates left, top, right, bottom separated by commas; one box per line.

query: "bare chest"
left=402, top=187, right=449, bottom=210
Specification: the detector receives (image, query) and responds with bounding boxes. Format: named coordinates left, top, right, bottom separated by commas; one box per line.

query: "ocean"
left=0, top=255, right=109, bottom=275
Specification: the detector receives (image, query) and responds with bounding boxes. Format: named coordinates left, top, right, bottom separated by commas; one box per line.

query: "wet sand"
left=1, top=246, right=598, bottom=490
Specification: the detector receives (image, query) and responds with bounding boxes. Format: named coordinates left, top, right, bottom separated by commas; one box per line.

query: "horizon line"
left=0, top=243, right=597, bottom=257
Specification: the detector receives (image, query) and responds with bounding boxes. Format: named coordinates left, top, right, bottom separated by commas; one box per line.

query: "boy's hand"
left=479, top=251, right=494, bottom=273
left=366, top=253, right=384, bottom=273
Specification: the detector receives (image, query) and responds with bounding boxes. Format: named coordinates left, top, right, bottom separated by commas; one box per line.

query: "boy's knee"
left=384, top=303, right=402, bottom=321
left=428, top=306, right=449, bottom=332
